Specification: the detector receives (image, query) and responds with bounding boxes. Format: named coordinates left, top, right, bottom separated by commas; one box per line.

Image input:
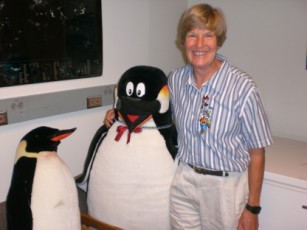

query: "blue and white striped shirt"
left=168, top=54, right=273, bottom=172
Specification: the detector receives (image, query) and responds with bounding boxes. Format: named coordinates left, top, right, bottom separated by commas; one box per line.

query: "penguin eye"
left=126, top=82, right=134, bottom=96
left=136, top=83, right=145, bottom=97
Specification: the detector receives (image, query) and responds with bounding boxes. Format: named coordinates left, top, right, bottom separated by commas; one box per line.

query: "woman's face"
left=184, top=28, right=218, bottom=70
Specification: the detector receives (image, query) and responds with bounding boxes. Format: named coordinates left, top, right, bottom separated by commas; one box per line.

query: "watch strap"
left=245, top=203, right=262, bottom=214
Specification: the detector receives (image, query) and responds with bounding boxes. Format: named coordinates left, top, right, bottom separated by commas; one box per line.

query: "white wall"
left=0, top=0, right=186, bottom=202
left=189, top=0, right=307, bottom=141
left=148, top=0, right=187, bottom=73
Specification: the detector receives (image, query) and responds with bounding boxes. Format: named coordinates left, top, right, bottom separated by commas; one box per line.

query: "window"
left=0, top=0, right=102, bottom=87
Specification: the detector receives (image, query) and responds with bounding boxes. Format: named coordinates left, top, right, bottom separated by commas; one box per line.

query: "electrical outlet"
left=87, top=96, right=102, bottom=109
left=0, top=111, right=8, bottom=125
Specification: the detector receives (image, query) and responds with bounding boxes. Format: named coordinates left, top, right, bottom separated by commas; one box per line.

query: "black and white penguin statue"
left=6, top=126, right=81, bottom=230
left=77, top=65, right=178, bottom=230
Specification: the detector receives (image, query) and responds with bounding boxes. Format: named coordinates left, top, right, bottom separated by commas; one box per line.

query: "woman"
left=104, top=4, right=273, bottom=230
left=168, top=4, right=272, bottom=230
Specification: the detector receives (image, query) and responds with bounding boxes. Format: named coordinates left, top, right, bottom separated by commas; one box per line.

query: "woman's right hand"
left=103, top=109, right=115, bottom=128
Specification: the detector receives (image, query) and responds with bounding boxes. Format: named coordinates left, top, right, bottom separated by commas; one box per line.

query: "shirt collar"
left=186, top=53, right=228, bottom=94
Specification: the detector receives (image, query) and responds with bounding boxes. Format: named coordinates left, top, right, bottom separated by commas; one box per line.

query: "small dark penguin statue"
left=77, top=65, right=178, bottom=230
left=6, top=126, right=81, bottom=230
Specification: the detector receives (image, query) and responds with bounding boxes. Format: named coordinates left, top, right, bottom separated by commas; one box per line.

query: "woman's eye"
left=204, top=33, right=214, bottom=39
left=136, top=83, right=145, bottom=97
left=186, top=33, right=196, bottom=38
left=126, top=82, right=134, bottom=96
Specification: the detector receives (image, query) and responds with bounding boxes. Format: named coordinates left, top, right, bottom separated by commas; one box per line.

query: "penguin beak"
left=116, top=97, right=160, bottom=132
left=51, top=128, right=77, bottom=142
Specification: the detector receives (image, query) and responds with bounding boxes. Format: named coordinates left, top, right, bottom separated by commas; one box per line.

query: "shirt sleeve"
left=240, top=87, right=273, bottom=148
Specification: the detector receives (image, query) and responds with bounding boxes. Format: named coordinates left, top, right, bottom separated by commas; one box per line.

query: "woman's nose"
left=196, top=36, right=205, bottom=47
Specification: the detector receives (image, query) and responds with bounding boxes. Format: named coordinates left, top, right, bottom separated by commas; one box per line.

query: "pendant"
left=199, top=95, right=212, bottom=134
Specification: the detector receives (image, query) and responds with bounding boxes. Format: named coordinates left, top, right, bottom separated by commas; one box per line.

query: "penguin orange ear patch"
left=160, top=85, right=170, bottom=97
left=157, top=85, right=170, bottom=113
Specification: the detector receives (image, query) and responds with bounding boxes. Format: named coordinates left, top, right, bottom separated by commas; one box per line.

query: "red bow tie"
left=115, top=125, right=142, bottom=143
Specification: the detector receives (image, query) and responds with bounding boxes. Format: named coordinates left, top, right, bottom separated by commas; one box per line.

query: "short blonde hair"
left=177, top=4, right=227, bottom=48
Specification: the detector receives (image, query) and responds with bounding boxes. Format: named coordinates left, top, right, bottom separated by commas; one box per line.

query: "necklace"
left=116, top=118, right=173, bottom=130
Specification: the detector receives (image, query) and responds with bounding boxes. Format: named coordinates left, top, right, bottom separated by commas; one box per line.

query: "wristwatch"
left=245, top=203, right=262, bottom=214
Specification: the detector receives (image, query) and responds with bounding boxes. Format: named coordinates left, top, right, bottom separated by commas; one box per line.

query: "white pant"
left=170, top=163, right=248, bottom=230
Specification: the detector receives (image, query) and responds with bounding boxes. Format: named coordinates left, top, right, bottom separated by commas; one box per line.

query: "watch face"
left=253, top=206, right=261, bottom=213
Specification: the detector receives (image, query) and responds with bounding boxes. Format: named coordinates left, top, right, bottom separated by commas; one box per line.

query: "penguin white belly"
left=31, top=152, right=81, bottom=230
left=87, top=121, right=177, bottom=230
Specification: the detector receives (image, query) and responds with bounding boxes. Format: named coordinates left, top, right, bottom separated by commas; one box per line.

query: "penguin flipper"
left=165, top=125, right=178, bottom=159
left=156, top=123, right=178, bottom=160
left=7, top=158, right=36, bottom=230
left=7, top=202, right=32, bottom=230
left=153, top=108, right=178, bottom=160
left=76, top=125, right=109, bottom=192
